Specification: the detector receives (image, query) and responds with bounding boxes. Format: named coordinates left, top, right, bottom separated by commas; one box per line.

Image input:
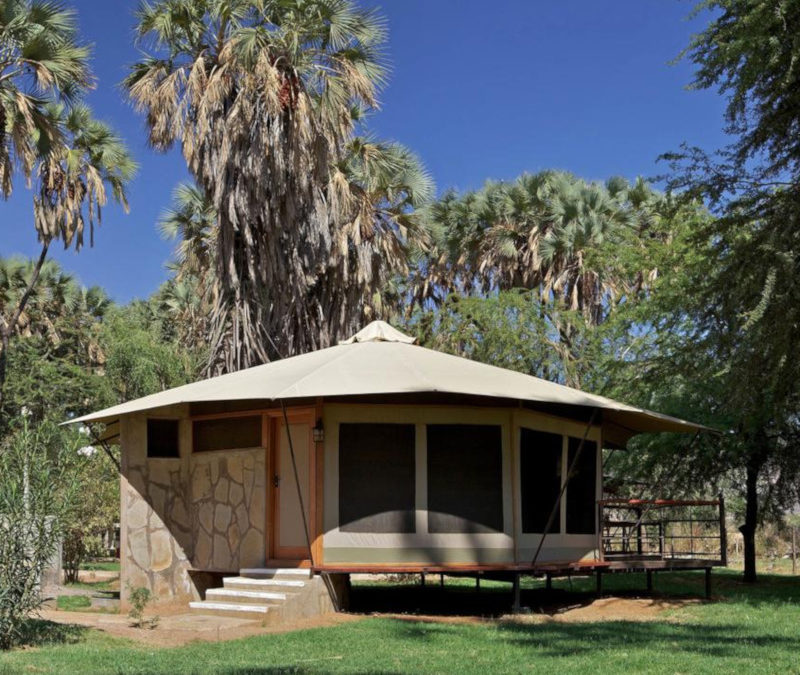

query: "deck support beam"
left=596, top=570, right=603, bottom=596
left=545, top=573, right=552, bottom=591
left=512, top=573, right=521, bottom=613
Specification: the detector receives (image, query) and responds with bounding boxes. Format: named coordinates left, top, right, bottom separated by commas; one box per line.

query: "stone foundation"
left=119, top=410, right=269, bottom=607
left=120, top=408, right=195, bottom=607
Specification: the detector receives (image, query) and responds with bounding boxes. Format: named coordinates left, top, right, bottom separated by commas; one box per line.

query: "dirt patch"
left=507, top=596, right=701, bottom=624
left=377, top=596, right=701, bottom=627
left=37, top=609, right=361, bottom=648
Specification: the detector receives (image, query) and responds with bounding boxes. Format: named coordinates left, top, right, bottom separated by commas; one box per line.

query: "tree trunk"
left=0, top=331, right=9, bottom=414
left=739, top=456, right=761, bottom=583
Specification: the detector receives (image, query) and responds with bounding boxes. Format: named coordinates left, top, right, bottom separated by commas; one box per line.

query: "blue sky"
left=1, top=0, right=727, bottom=303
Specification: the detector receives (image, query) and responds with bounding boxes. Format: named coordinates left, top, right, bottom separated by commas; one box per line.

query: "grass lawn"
left=2, top=570, right=800, bottom=674
left=63, top=579, right=115, bottom=592
left=55, top=595, right=92, bottom=612
left=80, top=560, right=121, bottom=573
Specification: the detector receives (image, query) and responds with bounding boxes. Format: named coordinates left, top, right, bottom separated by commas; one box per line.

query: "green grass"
left=64, top=579, right=115, bottom=592
left=55, top=595, right=92, bottom=612
left=80, top=560, right=121, bottom=572
left=3, top=570, right=800, bottom=674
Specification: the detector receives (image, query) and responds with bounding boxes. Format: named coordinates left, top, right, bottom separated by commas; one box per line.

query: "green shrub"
left=0, top=421, right=81, bottom=649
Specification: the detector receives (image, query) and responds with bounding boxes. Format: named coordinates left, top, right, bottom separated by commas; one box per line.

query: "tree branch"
left=2, top=241, right=50, bottom=340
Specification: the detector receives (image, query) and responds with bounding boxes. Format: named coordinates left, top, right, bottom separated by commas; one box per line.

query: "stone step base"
left=190, top=570, right=337, bottom=624
left=223, top=576, right=305, bottom=591
left=239, top=567, right=313, bottom=579
left=188, top=601, right=272, bottom=619
left=207, top=588, right=287, bottom=603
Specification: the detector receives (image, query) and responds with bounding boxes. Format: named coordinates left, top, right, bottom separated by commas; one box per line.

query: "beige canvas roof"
left=68, top=321, right=712, bottom=446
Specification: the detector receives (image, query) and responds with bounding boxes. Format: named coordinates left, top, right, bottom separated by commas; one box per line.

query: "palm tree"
left=418, top=172, right=668, bottom=387
left=422, top=172, right=663, bottom=323
left=0, top=0, right=91, bottom=196
left=126, top=0, right=432, bottom=375
left=0, top=105, right=135, bottom=409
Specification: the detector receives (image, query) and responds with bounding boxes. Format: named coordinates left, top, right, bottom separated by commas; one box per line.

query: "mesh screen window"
left=192, top=416, right=262, bottom=453
left=520, top=428, right=563, bottom=534
left=338, top=423, right=416, bottom=533
left=566, top=437, right=598, bottom=534
left=426, top=424, right=503, bottom=533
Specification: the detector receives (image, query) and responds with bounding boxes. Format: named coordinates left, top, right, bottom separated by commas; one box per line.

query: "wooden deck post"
left=420, top=573, right=425, bottom=587
left=512, top=573, right=521, bottom=613
left=476, top=576, right=481, bottom=592
left=719, top=492, right=728, bottom=566
left=596, top=570, right=603, bottom=596
left=646, top=569, right=653, bottom=592
left=440, top=574, right=444, bottom=588
left=792, top=527, right=796, bottom=576
left=704, top=567, right=712, bottom=599
left=545, top=573, right=552, bottom=591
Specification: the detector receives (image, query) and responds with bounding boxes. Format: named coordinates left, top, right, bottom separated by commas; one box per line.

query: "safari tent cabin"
left=69, top=321, right=722, bottom=614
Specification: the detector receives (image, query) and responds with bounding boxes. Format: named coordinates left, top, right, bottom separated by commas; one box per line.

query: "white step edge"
left=207, top=589, right=287, bottom=601
left=224, top=577, right=305, bottom=588
left=189, top=601, right=270, bottom=614
left=240, top=568, right=312, bottom=576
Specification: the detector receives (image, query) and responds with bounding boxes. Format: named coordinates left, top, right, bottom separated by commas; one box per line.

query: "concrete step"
left=239, top=567, right=313, bottom=580
left=223, top=576, right=305, bottom=591
left=206, top=588, right=287, bottom=603
left=188, top=600, right=271, bottom=619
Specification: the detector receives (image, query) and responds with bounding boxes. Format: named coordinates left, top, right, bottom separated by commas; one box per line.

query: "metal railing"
left=598, top=496, right=727, bottom=565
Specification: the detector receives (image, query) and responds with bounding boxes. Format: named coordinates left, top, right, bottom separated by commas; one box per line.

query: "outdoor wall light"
left=313, top=419, right=324, bottom=443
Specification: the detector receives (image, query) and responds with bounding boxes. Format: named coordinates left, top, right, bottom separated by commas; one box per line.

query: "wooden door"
left=271, top=415, right=313, bottom=561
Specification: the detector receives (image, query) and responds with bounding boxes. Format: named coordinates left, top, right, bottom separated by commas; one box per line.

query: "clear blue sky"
left=1, top=0, right=726, bottom=303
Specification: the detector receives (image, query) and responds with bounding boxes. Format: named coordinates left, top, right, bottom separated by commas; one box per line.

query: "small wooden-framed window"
left=192, top=415, right=262, bottom=453
left=147, top=419, right=180, bottom=459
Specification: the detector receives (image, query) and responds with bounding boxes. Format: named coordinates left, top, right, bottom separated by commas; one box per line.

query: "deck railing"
left=598, top=496, right=727, bottom=566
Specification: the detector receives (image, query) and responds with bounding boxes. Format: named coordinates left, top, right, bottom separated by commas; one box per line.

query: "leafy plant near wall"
left=127, top=586, right=159, bottom=629
left=0, top=420, right=81, bottom=650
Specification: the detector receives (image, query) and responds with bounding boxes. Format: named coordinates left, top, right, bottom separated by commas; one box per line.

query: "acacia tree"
left=126, top=0, right=432, bottom=375
left=658, top=0, right=800, bottom=582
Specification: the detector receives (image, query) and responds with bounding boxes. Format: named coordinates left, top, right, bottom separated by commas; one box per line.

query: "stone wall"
left=120, top=407, right=196, bottom=607
left=190, top=449, right=267, bottom=571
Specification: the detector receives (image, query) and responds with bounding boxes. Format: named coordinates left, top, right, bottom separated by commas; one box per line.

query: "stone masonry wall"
left=190, top=449, right=267, bottom=571
left=120, top=407, right=196, bottom=607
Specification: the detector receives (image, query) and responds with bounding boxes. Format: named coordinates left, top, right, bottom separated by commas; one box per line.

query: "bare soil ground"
left=377, top=596, right=699, bottom=627
left=38, top=595, right=699, bottom=647
left=38, top=608, right=361, bottom=647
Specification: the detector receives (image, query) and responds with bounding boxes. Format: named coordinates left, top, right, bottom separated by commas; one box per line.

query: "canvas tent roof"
left=68, top=321, right=713, bottom=447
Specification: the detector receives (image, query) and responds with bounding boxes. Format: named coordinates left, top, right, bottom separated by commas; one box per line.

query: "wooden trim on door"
left=312, top=397, right=324, bottom=566
left=270, top=409, right=316, bottom=562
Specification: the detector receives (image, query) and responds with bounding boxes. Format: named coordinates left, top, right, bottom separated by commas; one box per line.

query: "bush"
left=62, top=529, right=86, bottom=585
left=127, top=586, right=159, bottom=629
left=0, top=421, right=80, bottom=650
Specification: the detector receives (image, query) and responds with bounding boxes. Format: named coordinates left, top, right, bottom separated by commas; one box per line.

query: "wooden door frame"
left=268, top=408, right=316, bottom=563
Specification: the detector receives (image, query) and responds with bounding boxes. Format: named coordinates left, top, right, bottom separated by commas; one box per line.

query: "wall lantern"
left=312, top=419, right=325, bottom=443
